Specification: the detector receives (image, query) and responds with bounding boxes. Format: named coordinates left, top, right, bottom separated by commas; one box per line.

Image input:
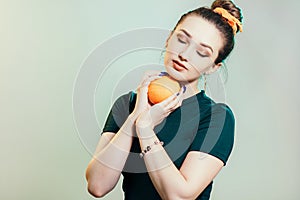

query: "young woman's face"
left=164, top=15, right=223, bottom=82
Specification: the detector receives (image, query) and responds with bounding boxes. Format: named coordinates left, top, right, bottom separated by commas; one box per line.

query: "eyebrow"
left=179, top=29, right=214, bottom=53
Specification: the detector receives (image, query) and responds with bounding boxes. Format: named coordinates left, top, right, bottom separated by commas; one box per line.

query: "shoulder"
left=196, top=91, right=235, bottom=124
left=211, top=103, right=235, bottom=122
left=114, top=91, right=134, bottom=103
left=102, top=91, right=135, bottom=133
left=110, top=91, right=135, bottom=120
left=199, top=103, right=235, bottom=166
left=111, top=91, right=135, bottom=110
left=205, top=102, right=235, bottom=135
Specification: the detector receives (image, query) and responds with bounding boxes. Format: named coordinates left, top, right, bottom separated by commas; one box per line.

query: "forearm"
left=86, top=114, right=137, bottom=197
left=137, top=127, right=193, bottom=200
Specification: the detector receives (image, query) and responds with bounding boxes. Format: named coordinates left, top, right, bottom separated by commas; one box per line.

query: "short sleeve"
left=102, top=91, right=134, bottom=134
left=189, top=103, right=235, bottom=166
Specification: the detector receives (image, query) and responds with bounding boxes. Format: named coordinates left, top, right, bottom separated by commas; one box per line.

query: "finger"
left=144, top=70, right=161, bottom=76
left=161, top=91, right=179, bottom=104
left=137, top=76, right=164, bottom=101
left=139, top=71, right=163, bottom=87
left=158, top=88, right=181, bottom=107
left=165, top=97, right=180, bottom=111
left=153, top=95, right=178, bottom=115
left=141, top=70, right=161, bottom=82
left=171, top=98, right=183, bottom=110
left=139, top=75, right=162, bottom=89
left=171, top=87, right=184, bottom=109
left=146, top=74, right=162, bottom=83
left=161, top=87, right=184, bottom=110
left=178, top=85, right=185, bottom=96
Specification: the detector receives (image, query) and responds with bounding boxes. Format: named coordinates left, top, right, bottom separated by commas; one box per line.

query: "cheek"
left=163, top=52, right=170, bottom=65
left=189, top=68, right=202, bottom=77
left=166, top=42, right=184, bottom=55
left=163, top=50, right=175, bottom=64
left=190, top=64, right=209, bottom=76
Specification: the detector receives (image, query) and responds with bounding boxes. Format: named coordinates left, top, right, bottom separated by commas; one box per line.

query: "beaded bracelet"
left=139, top=140, right=164, bottom=158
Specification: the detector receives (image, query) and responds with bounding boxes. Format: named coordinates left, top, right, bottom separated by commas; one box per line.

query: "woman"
left=85, top=0, right=243, bottom=199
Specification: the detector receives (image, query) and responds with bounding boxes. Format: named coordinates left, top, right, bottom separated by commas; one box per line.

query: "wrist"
left=119, top=114, right=138, bottom=138
left=136, top=124, right=155, bottom=139
left=128, top=113, right=138, bottom=123
left=135, top=113, right=154, bottom=130
left=139, top=139, right=164, bottom=158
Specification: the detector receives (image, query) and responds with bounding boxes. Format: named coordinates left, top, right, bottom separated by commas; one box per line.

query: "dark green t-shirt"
left=102, top=90, right=235, bottom=200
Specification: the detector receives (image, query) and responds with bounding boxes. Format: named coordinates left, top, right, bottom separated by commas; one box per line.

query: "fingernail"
left=176, top=92, right=180, bottom=96
left=183, top=85, right=186, bottom=93
left=159, top=72, right=168, bottom=76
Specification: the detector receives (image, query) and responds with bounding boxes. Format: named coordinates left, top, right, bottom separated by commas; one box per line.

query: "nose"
left=178, top=54, right=187, bottom=62
left=178, top=45, right=192, bottom=62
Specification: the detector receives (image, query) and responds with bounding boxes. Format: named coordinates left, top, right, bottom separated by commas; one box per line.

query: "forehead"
left=175, top=15, right=223, bottom=53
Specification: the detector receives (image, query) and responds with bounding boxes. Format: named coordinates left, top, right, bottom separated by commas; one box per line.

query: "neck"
left=179, top=79, right=201, bottom=100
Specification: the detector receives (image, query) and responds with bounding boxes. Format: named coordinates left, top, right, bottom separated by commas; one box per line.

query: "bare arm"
left=134, top=91, right=224, bottom=199
left=85, top=113, right=137, bottom=198
left=85, top=71, right=162, bottom=197
left=137, top=126, right=224, bottom=200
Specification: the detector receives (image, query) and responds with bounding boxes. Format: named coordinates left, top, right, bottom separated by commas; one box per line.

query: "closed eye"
left=196, top=51, right=208, bottom=57
left=178, top=38, right=187, bottom=44
left=176, top=33, right=188, bottom=44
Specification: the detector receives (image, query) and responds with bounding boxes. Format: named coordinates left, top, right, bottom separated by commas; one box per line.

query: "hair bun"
left=211, top=0, right=243, bottom=25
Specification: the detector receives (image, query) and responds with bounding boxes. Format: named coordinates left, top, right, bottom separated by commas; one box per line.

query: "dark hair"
left=172, top=0, right=243, bottom=64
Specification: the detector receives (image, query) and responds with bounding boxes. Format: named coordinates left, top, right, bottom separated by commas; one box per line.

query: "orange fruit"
left=148, top=76, right=180, bottom=104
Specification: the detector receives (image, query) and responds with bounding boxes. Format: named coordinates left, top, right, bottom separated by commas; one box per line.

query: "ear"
left=206, top=62, right=222, bottom=75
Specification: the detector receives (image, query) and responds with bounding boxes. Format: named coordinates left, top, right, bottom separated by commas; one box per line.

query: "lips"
left=172, top=60, right=187, bottom=71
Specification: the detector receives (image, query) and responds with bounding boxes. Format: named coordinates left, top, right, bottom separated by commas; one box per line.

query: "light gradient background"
left=1, top=0, right=299, bottom=199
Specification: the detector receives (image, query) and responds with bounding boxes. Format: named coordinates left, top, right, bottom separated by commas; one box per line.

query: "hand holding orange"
left=148, top=75, right=181, bottom=104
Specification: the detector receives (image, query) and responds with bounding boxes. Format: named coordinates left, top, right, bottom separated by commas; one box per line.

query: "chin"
left=164, top=67, right=186, bottom=82
left=167, top=68, right=199, bottom=84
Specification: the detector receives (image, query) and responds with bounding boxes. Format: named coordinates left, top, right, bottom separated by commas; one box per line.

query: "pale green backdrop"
left=1, top=0, right=299, bottom=199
